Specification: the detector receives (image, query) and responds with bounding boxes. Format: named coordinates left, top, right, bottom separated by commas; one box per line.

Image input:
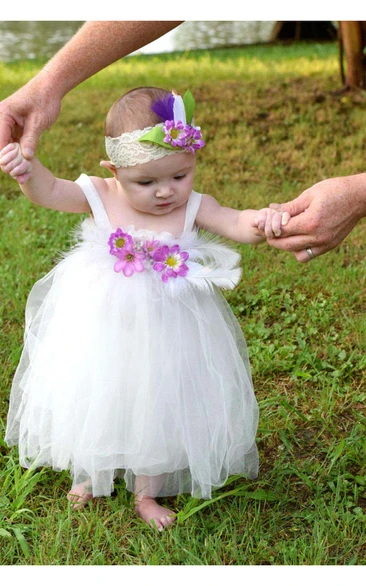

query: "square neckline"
left=76, top=174, right=202, bottom=238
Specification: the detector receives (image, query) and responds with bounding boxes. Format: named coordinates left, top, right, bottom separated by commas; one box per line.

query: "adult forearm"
left=38, top=21, right=183, bottom=99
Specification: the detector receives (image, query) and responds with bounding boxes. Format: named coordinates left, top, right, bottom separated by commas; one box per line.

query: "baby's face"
left=115, top=152, right=196, bottom=216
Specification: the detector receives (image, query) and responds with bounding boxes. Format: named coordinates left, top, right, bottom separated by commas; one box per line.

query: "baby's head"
left=105, top=87, right=170, bottom=137
left=103, top=86, right=205, bottom=171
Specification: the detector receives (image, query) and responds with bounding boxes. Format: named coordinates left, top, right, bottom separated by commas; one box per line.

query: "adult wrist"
left=343, top=173, right=366, bottom=220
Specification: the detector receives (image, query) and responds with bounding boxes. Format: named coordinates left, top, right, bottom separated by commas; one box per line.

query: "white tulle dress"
left=5, top=174, right=259, bottom=499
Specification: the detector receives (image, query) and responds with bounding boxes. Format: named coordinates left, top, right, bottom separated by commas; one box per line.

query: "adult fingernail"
left=22, top=147, right=34, bottom=159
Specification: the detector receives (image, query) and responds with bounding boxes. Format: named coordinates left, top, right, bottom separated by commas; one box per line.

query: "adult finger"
left=269, top=202, right=282, bottom=212
left=270, top=188, right=315, bottom=222
left=19, top=114, right=43, bottom=159
left=273, top=206, right=320, bottom=238
left=268, top=231, right=335, bottom=259
left=272, top=190, right=313, bottom=216
left=292, top=246, right=325, bottom=263
left=0, top=111, right=16, bottom=152
left=267, top=233, right=316, bottom=252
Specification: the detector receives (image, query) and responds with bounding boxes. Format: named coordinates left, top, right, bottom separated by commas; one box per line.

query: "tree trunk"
left=339, top=21, right=366, bottom=89
left=270, top=21, right=337, bottom=42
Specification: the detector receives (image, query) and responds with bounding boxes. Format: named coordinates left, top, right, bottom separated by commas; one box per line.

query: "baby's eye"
left=137, top=180, right=153, bottom=186
left=174, top=174, right=186, bottom=181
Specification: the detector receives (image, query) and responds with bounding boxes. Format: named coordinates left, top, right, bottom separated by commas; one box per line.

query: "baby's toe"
left=161, top=514, right=176, bottom=528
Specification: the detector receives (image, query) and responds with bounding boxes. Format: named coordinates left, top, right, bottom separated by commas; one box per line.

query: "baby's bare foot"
left=135, top=496, right=176, bottom=531
left=67, top=481, right=94, bottom=510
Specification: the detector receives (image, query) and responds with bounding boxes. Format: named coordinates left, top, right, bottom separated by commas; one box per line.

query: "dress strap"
left=75, top=173, right=111, bottom=230
left=183, top=190, right=202, bottom=233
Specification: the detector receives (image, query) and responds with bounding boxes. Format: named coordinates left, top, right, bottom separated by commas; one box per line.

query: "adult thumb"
left=275, top=190, right=313, bottom=218
left=19, top=117, right=43, bottom=159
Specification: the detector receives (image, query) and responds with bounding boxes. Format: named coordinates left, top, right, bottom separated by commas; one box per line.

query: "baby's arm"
left=0, top=142, right=90, bottom=213
left=196, top=194, right=290, bottom=244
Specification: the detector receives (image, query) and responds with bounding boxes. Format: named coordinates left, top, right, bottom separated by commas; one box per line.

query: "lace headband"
left=105, top=90, right=205, bottom=168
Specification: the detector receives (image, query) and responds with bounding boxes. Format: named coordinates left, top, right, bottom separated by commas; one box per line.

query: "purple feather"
left=151, top=94, right=175, bottom=121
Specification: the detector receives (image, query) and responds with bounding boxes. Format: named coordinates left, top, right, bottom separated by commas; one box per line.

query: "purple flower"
left=153, top=244, right=189, bottom=282
left=113, top=243, right=145, bottom=277
left=162, top=120, right=189, bottom=148
left=162, top=121, right=205, bottom=152
left=108, top=229, right=133, bottom=256
left=107, top=231, right=189, bottom=283
left=144, top=238, right=161, bottom=258
left=184, top=126, right=205, bottom=153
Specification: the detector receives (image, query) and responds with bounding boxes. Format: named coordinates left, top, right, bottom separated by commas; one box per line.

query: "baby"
left=1, top=87, right=289, bottom=531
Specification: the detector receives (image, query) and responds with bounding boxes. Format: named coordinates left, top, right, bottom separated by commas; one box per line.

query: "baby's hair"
left=105, top=86, right=170, bottom=137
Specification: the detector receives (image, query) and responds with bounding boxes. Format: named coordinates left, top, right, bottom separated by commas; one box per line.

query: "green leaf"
left=222, top=474, right=243, bottom=487
left=183, top=90, right=195, bottom=124
left=355, top=476, right=365, bottom=486
left=177, top=485, right=280, bottom=522
left=329, top=438, right=346, bottom=471
left=245, top=489, right=279, bottom=501
left=279, top=430, right=293, bottom=453
left=0, top=496, right=10, bottom=508
left=13, top=527, right=31, bottom=559
left=293, top=370, right=312, bottom=381
left=138, top=126, right=174, bottom=149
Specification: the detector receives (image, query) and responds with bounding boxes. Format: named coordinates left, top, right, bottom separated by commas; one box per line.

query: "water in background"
left=0, top=21, right=83, bottom=61
left=0, top=21, right=276, bottom=62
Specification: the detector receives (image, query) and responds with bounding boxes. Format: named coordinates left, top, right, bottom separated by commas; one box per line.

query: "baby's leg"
left=134, top=475, right=176, bottom=531
left=67, top=479, right=94, bottom=509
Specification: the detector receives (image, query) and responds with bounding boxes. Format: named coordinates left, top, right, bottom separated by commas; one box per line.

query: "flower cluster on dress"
left=108, top=229, right=189, bottom=282
left=162, top=120, right=205, bottom=153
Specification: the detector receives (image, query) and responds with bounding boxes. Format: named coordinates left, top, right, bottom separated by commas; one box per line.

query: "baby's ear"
left=100, top=160, right=117, bottom=177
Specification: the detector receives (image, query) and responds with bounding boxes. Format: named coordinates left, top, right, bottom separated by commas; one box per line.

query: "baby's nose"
left=156, top=185, right=173, bottom=198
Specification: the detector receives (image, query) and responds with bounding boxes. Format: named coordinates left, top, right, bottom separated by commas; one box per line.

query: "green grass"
left=0, top=42, right=365, bottom=565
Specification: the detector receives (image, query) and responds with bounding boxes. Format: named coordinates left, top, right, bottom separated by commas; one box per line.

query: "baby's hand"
left=0, top=142, right=32, bottom=184
left=251, top=207, right=290, bottom=239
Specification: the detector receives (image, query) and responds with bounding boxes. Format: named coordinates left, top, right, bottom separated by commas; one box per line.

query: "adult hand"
left=0, top=75, right=61, bottom=164
left=267, top=175, right=366, bottom=262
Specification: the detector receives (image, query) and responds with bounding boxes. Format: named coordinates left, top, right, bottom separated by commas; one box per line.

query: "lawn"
left=0, top=41, right=365, bottom=566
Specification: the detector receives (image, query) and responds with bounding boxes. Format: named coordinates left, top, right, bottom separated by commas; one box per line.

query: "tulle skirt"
left=5, top=228, right=259, bottom=499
